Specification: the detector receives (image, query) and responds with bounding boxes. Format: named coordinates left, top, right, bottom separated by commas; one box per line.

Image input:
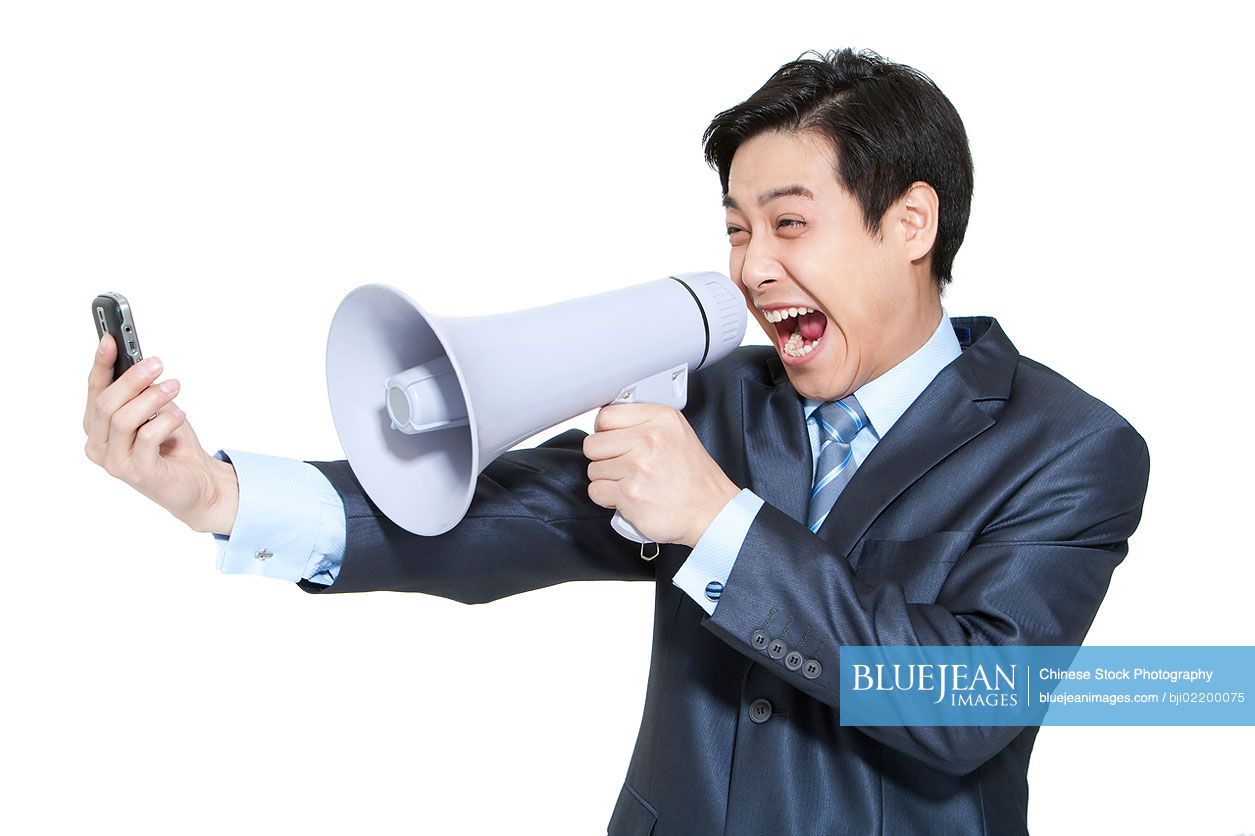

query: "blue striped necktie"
left=806, top=395, right=870, bottom=533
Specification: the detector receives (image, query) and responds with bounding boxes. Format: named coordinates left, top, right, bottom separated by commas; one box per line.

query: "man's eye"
left=778, top=218, right=806, bottom=229
left=726, top=225, right=745, bottom=236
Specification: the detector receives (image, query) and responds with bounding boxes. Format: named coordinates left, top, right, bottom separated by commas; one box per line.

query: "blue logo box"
left=838, top=646, right=1255, bottom=726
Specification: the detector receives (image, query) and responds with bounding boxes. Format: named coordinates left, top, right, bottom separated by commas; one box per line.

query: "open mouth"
left=764, top=306, right=828, bottom=360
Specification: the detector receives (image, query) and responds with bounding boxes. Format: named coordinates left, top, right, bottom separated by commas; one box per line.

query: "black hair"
left=702, top=48, right=974, bottom=291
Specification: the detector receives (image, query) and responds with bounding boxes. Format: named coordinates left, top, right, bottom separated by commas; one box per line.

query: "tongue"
left=799, top=311, right=827, bottom=341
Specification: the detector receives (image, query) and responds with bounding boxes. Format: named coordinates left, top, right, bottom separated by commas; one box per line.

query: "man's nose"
left=741, top=237, right=782, bottom=292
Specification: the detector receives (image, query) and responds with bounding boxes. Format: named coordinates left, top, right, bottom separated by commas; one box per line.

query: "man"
left=84, top=48, right=1150, bottom=834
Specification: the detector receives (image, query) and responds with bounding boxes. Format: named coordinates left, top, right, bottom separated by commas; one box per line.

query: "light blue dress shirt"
left=210, top=309, right=961, bottom=599
left=211, top=449, right=344, bottom=586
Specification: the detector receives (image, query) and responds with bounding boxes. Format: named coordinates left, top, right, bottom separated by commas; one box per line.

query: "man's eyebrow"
left=722, top=184, right=815, bottom=211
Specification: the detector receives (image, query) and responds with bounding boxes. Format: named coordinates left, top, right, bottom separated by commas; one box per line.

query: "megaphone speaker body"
left=326, top=272, right=747, bottom=537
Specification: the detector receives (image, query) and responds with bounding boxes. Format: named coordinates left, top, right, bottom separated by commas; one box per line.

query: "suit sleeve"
left=296, top=428, right=654, bottom=601
left=701, top=422, right=1151, bottom=776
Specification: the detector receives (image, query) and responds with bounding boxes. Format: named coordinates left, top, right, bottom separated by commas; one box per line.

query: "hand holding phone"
left=84, top=293, right=241, bottom=535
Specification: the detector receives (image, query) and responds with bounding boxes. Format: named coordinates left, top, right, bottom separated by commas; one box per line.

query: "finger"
left=131, top=400, right=188, bottom=476
left=586, top=478, right=619, bottom=510
left=87, top=355, right=164, bottom=448
left=593, top=403, right=660, bottom=432
left=582, top=425, right=639, bottom=461
left=586, top=456, right=630, bottom=483
left=103, top=378, right=181, bottom=471
left=85, top=333, right=118, bottom=434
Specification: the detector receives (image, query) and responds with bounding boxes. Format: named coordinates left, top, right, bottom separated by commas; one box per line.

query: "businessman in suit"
left=84, top=48, right=1150, bottom=834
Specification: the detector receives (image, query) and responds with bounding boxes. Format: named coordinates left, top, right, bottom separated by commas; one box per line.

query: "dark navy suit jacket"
left=299, top=316, right=1151, bottom=835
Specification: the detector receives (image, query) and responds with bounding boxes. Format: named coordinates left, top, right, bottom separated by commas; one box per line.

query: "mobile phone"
left=92, top=292, right=143, bottom=381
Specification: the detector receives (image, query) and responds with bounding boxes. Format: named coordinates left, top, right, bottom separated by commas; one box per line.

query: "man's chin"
left=781, top=357, right=855, bottom=402
left=781, top=363, right=824, bottom=398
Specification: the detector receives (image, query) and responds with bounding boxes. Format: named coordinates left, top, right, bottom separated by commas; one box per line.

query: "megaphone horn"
left=325, top=272, right=747, bottom=542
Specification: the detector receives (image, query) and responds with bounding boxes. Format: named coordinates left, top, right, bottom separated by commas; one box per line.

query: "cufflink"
left=705, top=581, right=724, bottom=602
left=254, top=548, right=273, bottom=561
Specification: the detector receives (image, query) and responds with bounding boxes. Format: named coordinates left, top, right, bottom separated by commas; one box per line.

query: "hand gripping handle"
left=606, top=364, right=687, bottom=560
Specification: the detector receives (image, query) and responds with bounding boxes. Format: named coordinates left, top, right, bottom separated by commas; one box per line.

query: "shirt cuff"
left=210, top=449, right=347, bottom=585
left=672, top=489, right=765, bottom=615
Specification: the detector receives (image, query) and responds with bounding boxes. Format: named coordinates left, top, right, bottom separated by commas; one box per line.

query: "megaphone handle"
left=607, top=364, right=689, bottom=561
left=611, top=510, right=661, bottom=561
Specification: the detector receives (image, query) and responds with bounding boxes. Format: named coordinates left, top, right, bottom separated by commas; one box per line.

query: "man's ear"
left=895, top=181, right=939, bottom=265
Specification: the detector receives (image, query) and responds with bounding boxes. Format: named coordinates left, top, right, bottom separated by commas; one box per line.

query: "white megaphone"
left=324, top=272, right=747, bottom=547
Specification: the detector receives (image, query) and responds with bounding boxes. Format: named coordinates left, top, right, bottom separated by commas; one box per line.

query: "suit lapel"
left=816, top=365, right=993, bottom=559
left=738, top=316, right=1019, bottom=560
left=741, top=373, right=812, bottom=526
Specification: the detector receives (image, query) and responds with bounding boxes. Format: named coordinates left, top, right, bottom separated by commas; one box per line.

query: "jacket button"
left=784, top=651, right=804, bottom=671
left=767, top=638, right=788, bottom=660
left=749, top=698, right=773, bottom=724
left=750, top=629, right=770, bottom=650
left=802, top=659, right=823, bottom=680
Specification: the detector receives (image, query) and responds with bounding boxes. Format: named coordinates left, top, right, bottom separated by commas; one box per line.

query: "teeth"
left=762, top=306, right=818, bottom=324
left=782, top=327, right=821, bottom=358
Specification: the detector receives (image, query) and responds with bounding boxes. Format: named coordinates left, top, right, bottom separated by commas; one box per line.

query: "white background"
left=4, top=1, right=1252, bottom=833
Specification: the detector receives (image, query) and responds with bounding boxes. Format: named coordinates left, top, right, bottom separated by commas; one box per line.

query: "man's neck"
left=866, top=295, right=944, bottom=384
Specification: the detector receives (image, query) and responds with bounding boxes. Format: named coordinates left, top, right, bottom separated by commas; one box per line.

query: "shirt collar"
left=804, top=306, right=962, bottom=439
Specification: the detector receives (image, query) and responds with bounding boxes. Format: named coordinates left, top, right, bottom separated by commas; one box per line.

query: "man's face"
left=724, top=129, right=938, bottom=401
